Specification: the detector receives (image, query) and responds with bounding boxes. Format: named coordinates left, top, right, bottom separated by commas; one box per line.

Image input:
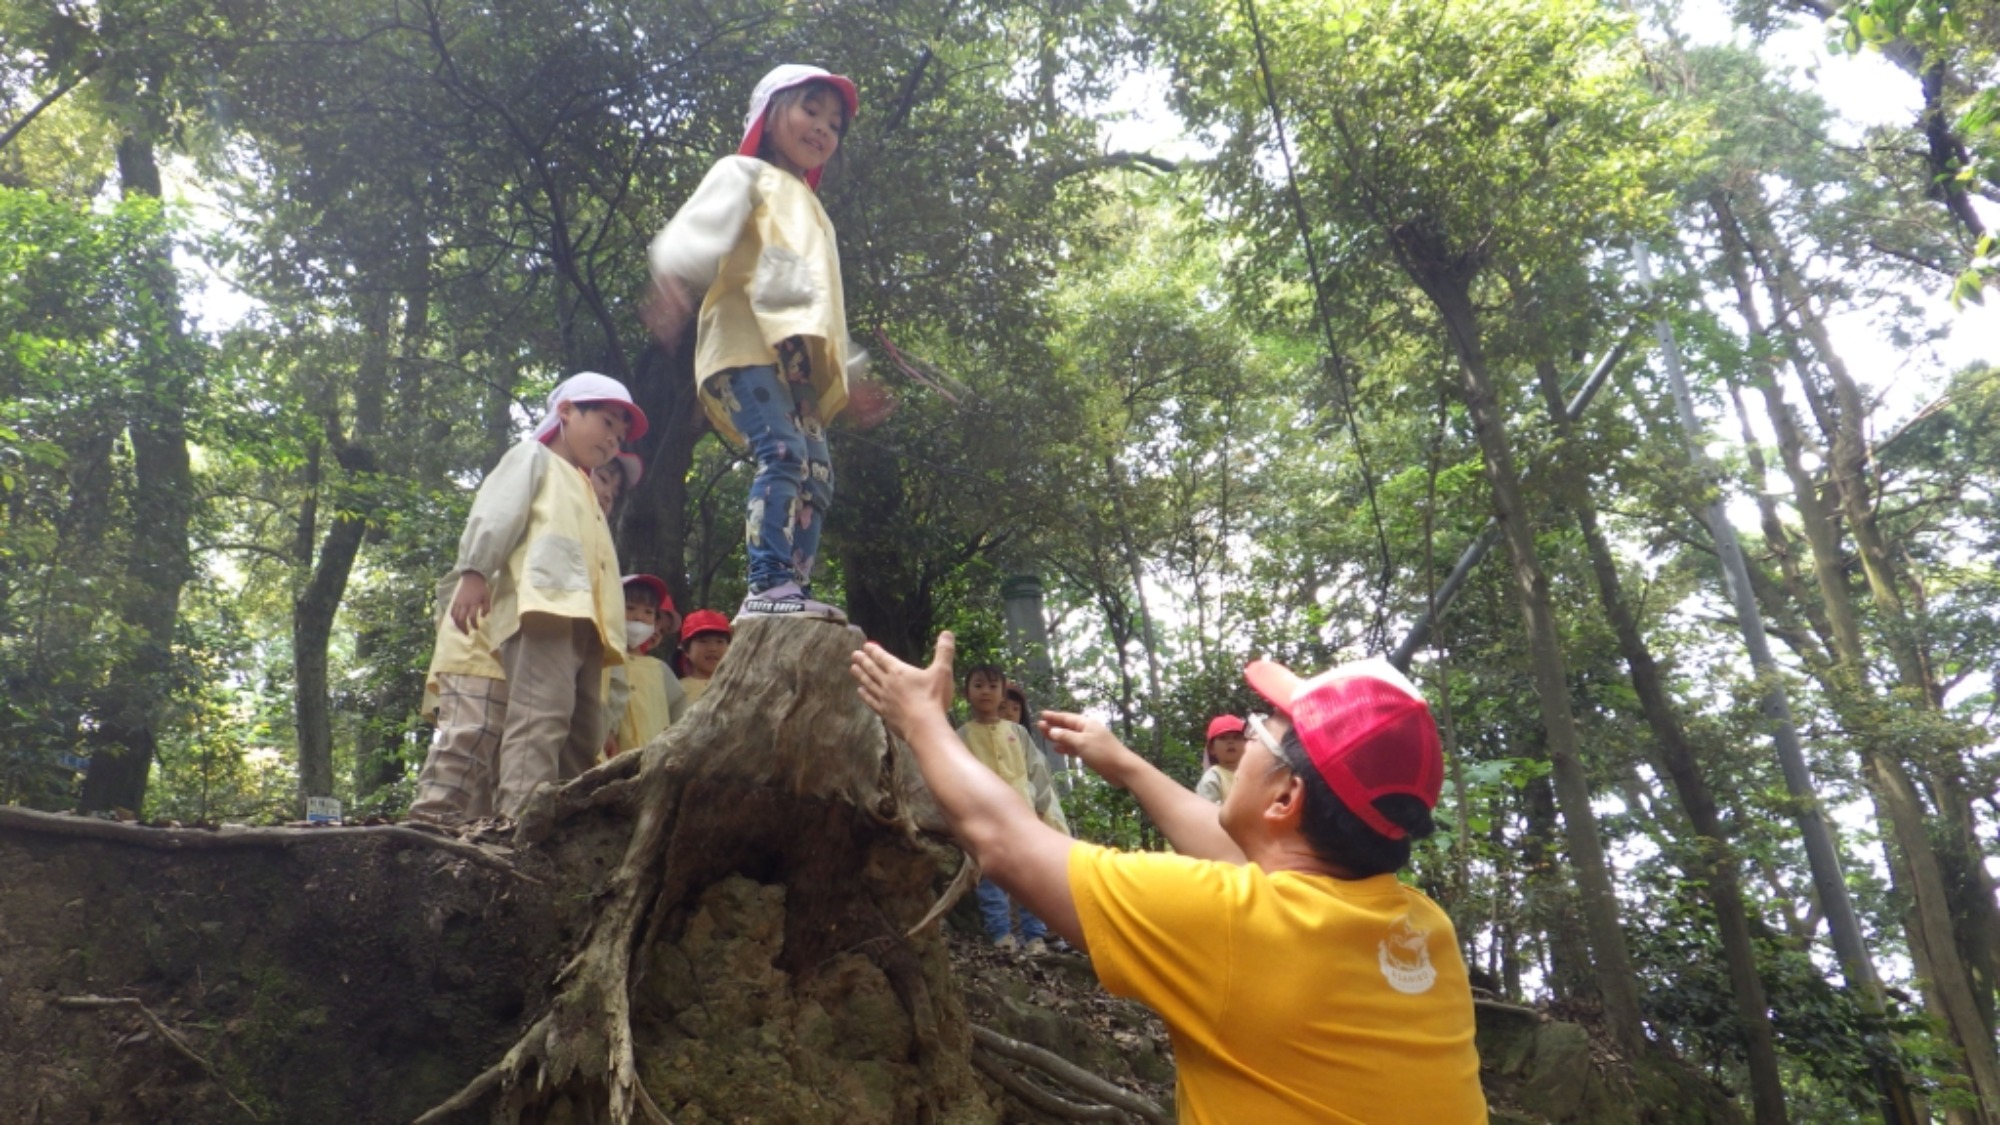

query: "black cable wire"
left=1240, top=0, right=1398, bottom=653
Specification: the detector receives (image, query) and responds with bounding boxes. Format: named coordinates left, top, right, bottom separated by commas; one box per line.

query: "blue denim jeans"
left=976, top=877, right=1048, bottom=943
left=715, top=361, right=832, bottom=593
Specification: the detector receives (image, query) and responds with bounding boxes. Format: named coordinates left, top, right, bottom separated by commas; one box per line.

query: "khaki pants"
left=409, top=673, right=509, bottom=823
left=496, top=613, right=605, bottom=818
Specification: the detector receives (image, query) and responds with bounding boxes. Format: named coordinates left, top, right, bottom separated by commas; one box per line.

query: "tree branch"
left=0, top=60, right=102, bottom=152
left=970, top=1025, right=1169, bottom=1124
left=970, top=1049, right=1130, bottom=1121
left=1046, top=151, right=1180, bottom=183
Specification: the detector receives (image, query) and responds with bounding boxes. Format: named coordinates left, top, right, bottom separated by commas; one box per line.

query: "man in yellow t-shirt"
left=850, top=639, right=1487, bottom=1125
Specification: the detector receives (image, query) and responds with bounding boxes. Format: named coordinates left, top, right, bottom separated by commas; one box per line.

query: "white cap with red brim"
left=738, top=64, right=860, bottom=191
left=532, top=371, right=649, bottom=444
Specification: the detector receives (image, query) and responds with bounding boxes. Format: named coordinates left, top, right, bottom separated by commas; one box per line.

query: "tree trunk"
left=618, top=341, right=702, bottom=614
left=1750, top=218, right=2000, bottom=1030
left=2, top=618, right=997, bottom=1124
left=78, top=133, right=195, bottom=816
left=1106, top=454, right=1167, bottom=761
left=1714, top=201, right=2000, bottom=1118
left=1530, top=361, right=1788, bottom=1123
left=1642, top=236, right=1922, bottom=1123
left=837, top=434, right=939, bottom=663
left=1410, top=257, right=1648, bottom=1055
left=1522, top=775, right=1595, bottom=1005
left=294, top=288, right=395, bottom=807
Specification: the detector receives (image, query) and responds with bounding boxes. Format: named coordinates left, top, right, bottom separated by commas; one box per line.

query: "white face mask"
left=624, top=620, right=655, bottom=651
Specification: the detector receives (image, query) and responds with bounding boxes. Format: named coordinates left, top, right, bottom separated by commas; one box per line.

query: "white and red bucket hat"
left=738, top=64, right=860, bottom=191
left=532, top=371, right=649, bottom=444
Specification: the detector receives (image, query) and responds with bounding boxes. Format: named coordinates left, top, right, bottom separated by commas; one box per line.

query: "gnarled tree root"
left=0, top=806, right=534, bottom=883
left=412, top=617, right=981, bottom=1125
left=908, top=848, right=978, bottom=937
left=972, top=1024, right=1170, bottom=1124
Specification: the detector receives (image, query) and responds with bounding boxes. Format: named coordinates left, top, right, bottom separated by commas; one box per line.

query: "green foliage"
left=0, top=186, right=205, bottom=805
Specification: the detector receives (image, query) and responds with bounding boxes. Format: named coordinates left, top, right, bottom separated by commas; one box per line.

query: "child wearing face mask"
left=647, top=64, right=890, bottom=623
left=607, top=574, right=687, bottom=755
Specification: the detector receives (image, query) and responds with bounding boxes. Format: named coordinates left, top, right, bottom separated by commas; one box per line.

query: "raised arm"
left=643, top=157, right=760, bottom=351
left=1039, top=713, right=1247, bottom=864
left=850, top=634, right=1084, bottom=949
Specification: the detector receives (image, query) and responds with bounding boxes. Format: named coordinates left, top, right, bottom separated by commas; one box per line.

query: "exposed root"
left=971, top=1048, right=1130, bottom=1121
left=632, top=1076, right=673, bottom=1125
left=411, top=1013, right=550, bottom=1125
left=0, top=806, right=537, bottom=884
left=57, top=994, right=262, bottom=1122
left=409, top=618, right=973, bottom=1124
left=907, top=848, right=978, bottom=937
left=972, top=1024, right=1170, bottom=1124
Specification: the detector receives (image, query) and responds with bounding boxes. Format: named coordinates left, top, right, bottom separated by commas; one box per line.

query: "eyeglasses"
left=1246, top=712, right=1285, bottom=757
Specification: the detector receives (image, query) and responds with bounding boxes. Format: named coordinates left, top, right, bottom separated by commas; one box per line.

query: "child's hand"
left=1040, top=712, right=1136, bottom=786
left=642, top=276, right=696, bottom=352
left=843, top=376, right=897, bottom=430
left=449, top=572, right=491, bottom=634
left=851, top=632, right=956, bottom=738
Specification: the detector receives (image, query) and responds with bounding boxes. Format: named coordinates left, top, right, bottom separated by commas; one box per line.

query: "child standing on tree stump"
left=410, top=444, right=642, bottom=823
left=646, top=64, right=891, bottom=623
left=443, top=372, right=645, bottom=819
left=959, top=663, right=1063, bottom=954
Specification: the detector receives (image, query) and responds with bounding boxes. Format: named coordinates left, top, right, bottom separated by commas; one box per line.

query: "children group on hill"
left=409, top=62, right=860, bottom=824
left=407, top=371, right=743, bottom=824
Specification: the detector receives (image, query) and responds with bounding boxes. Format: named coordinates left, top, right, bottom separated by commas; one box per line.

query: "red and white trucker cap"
left=1244, top=657, right=1443, bottom=841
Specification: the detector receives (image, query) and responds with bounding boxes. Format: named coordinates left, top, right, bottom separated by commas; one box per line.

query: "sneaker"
left=737, top=582, right=847, bottom=623
left=1023, top=937, right=1047, bottom=957
left=993, top=934, right=1018, bottom=952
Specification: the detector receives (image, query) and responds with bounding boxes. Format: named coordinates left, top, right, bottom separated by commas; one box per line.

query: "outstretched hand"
left=851, top=632, right=957, bottom=738
left=1039, top=711, right=1137, bottom=787
left=641, top=276, right=696, bottom=352
left=843, top=376, right=897, bottom=430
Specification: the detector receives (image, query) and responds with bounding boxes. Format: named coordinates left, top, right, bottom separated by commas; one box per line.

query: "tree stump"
left=0, top=617, right=991, bottom=1124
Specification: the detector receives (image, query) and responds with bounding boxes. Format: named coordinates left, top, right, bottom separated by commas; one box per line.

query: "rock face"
left=1478, top=1001, right=1747, bottom=1125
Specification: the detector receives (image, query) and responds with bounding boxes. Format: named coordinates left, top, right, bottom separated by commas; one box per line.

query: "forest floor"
left=944, top=922, right=1179, bottom=1120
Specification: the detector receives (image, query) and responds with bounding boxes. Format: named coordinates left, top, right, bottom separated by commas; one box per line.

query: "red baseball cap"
left=621, top=574, right=675, bottom=615
left=1205, top=715, right=1246, bottom=742
left=679, top=608, right=732, bottom=644
left=738, top=64, right=860, bottom=191
left=1243, top=657, right=1443, bottom=841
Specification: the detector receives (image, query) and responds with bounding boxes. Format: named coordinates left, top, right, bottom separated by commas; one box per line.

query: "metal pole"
left=1390, top=340, right=1630, bottom=670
